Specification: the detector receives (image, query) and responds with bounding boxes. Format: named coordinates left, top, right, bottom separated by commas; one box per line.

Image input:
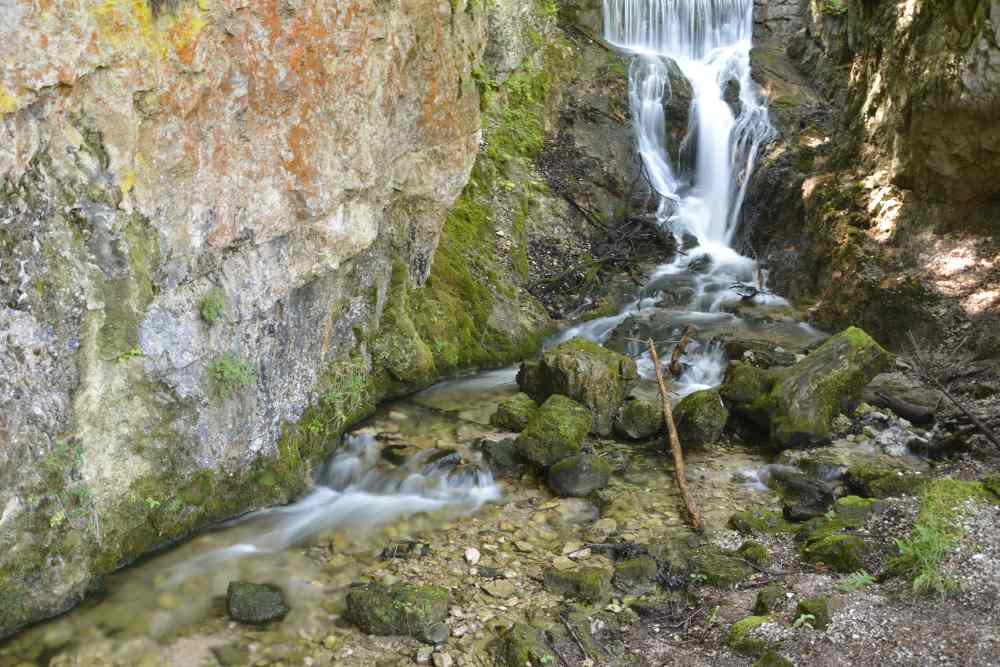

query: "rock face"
left=517, top=338, right=638, bottom=436
left=721, top=327, right=889, bottom=447
left=744, top=0, right=1000, bottom=350
left=0, top=0, right=637, bottom=638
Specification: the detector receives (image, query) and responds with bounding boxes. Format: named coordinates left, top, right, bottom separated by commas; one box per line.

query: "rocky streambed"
left=3, top=282, right=999, bottom=667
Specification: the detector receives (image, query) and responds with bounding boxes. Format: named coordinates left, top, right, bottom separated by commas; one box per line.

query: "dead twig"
left=648, top=338, right=703, bottom=532
left=560, top=614, right=595, bottom=662
left=907, top=331, right=1000, bottom=450
left=669, top=324, right=697, bottom=376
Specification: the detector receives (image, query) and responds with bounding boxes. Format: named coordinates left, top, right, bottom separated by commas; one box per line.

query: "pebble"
left=552, top=556, right=576, bottom=571
left=432, top=652, right=454, bottom=667
left=562, top=541, right=584, bottom=555
left=416, top=647, right=434, bottom=664
left=323, top=635, right=337, bottom=650
left=464, top=547, right=481, bottom=565
left=514, top=541, right=534, bottom=553
left=483, top=580, right=516, bottom=598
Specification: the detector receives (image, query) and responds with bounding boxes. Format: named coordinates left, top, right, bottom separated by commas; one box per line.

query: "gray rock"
left=547, top=455, right=612, bottom=497
left=226, top=582, right=289, bottom=625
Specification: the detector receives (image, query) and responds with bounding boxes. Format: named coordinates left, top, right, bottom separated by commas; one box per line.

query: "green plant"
left=207, top=353, right=256, bottom=399
left=836, top=570, right=875, bottom=593
left=199, top=287, right=226, bottom=325
left=322, top=362, right=368, bottom=419
left=822, top=0, right=848, bottom=16
left=891, top=522, right=957, bottom=596
left=792, top=613, right=816, bottom=629
left=144, top=497, right=162, bottom=510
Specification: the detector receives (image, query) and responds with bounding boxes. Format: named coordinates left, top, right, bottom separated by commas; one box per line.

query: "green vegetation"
left=199, top=287, right=225, bottom=325
left=822, top=0, right=848, bottom=16
left=836, top=570, right=875, bottom=593
left=207, top=353, right=256, bottom=400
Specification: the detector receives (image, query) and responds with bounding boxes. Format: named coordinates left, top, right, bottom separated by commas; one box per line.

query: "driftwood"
left=648, top=338, right=703, bottom=532
left=669, top=324, right=696, bottom=376
left=908, top=331, right=1000, bottom=450
left=871, top=389, right=936, bottom=425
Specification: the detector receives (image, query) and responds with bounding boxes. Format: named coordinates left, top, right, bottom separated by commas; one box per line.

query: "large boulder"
left=517, top=339, right=638, bottom=436
left=674, top=389, right=729, bottom=449
left=720, top=327, right=890, bottom=447
left=346, top=583, right=449, bottom=644
left=614, top=384, right=664, bottom=440
left=490, top=392, right=538, bottom=432
left=515, top=395, right=591, bottom=467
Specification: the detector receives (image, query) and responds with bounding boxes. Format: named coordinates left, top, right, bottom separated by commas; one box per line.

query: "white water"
left=561, top=0, right=780, bottom=395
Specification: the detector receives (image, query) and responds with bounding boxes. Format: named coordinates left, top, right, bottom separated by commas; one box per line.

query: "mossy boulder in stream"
left=547, top=454, right=611, bottom=497
left=614, top=394, right=664, bottom=440
left=515, top=395, right=591, bottom=467
left=226, top=582, right=289, bottom=625
left=490, top=392, right=538, bottom=432
left=346, top=583, right=450, bottom=644
left=720, top=327, right=889, bottom=447
left=517, top=338, right=638, bottom=436
left=674, top=389, right=728, bottom=449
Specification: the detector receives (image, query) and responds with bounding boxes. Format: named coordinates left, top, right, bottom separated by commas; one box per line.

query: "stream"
left=0, top=0, right=834, bottom=664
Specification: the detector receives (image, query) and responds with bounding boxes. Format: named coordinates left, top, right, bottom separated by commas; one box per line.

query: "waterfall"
left=604, top=0, right=772, bottom=251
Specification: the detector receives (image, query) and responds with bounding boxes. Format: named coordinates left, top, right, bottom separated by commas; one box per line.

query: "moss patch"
left=728, top=615, right=772, bottom=657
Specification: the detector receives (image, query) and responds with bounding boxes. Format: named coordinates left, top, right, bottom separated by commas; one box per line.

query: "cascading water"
left=559, top=0, right=790, bottom=395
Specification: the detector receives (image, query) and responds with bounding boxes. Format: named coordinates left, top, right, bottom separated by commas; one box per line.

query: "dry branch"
left=669, top=324, right=696, bottom=376
left=648, top=338, right=703, bottom=532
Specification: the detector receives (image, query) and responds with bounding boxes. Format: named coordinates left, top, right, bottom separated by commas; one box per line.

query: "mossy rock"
left=844, top=463, right=927, bottom=498
left=614, top=395, right=663, bottom=440
left=547, top=454, right=611, bottom=497
left=473, top=436, right=525, bottom=479
left=226, top=582, right=289, bottom=625
left=737, top=541, right=769, bottom=568
left=543, top=566, right=613, bottom=603
left=832, top=495, right=879, bottom=526
left=752, top=584, right=786, bottom=615
left=729, top=509, right=796, bottom=535
left=801, top=534, right=866, bottom=573
left=795, top=515, right=853, bottom=546
left=982, top=474, right=1000, bottom=499
left=515, top=395, right=591, bottom=467
left=728, top=615, right=772, bottom=657
left=497, top=623, right=555, bottom=667
left=613, top=555, right=660, bottom=595
left=518, top=338, right=638, bottom=436
left=346, top=583, right=449, bottom=644
left=490, top=392, right=538, bottom=432
left=794, top=596, right=832, bottom=629
left=753, top=650, right=795, bottom=667
left=690, top=545, right=753, bottom=588
left=719, top=362, right=778, bottom=428
left=768, top=468, right=836, bottom=522
left=674, top=389, right=729, bottom=450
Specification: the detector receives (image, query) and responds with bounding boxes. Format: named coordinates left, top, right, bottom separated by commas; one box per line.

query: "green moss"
left=729, top=509, right=796, bottom=535
left=794, top=596, right=832, bottom=629
left=801, top=534, right=866, bottom=573
left=844, top=463, right=927, bottom=498
left=515, top=394, right=590, bottom=467
left=543, top=566, right=613, bottom=603
left=498, top=623, right=555, bottom=667
left=832, top=495, right=878, bottom=525
left=753, top=650, right=795, bottom=667
left=690, top=545, right=753, bottom=588
left=490, top=392, right=539, bottom=432
left=206, top=353, right=256, bottom=400
left=675, top=388, right=729, bottom=449
left=728, top=615, right=771, bottom=657
left=199, top=287, right=225, bottom=325
left=737, top=541, right=769, bottom=568
left=97, top=214, right=159, bottom=361
left=719, top=362, right=779, bottom=427
left=346, top=583, right=449, bottom=643
left=613, top=556, right=659, bottom=594
left=752, top=585, right=785, bottom=615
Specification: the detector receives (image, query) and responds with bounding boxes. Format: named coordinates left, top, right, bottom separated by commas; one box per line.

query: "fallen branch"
left=907, top=331, right=1000, bottom=450
left=560, top=614, right=595, bottom=662
left=669, top=324, right=696, bottom=376
left=872, top=389, right=936, bottom=425
left=648, top=338, right=703, bottom=532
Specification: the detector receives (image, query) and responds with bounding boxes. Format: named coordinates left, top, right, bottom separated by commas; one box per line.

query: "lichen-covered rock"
left=795, top=596, right=832, bottom=629
left=515, top=395, right=591, bottom=467
left=547, top=455, right=611, bottom=497
left=226, top=582, right=289, bottom=625
left=721, top=328, right=889, bottom=447
left=613, top=556, right=660, bottom=595
left=517, top=338, right=638, bottom=436
left=801, top=534, right=866, bottom=573
left=490, top=393, right=539, bottom=432
left=674, top=389, right=729, bottom=450
left=728, top=615, right=772, bottom=657
left=729, top=509, right=796, bottom=535
left=752, top=584, right=786, bottom=615
left=346, top=583, right=449, bottom=644
left=497, top=623, right=555, bottom=667
left=542, top=566, right=613, bottom=603
left=614, top=395, right=664, bottom=440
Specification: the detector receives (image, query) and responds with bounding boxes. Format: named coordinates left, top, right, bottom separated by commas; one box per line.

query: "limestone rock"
left=346, top=583, right=449, bottom=644
left=517, top=338, right=638, bottom=436
left=547, top=455, right=611, bottom=497
left=674, top=389, right=729, bottom=450
left=542, top=566, right=613, bottom=603
left=515, top=395, right=591, bottom=467
left=490, top=393, right=539, bottom=432
left=226, top=582, right=289, bottom=625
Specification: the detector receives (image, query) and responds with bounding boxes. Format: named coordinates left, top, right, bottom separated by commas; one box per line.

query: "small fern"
left=836, top=570, right=875, bottom=593
left=792, top=613, right=816, bottom=629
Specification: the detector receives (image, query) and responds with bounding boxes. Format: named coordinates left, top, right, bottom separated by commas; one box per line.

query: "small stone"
left=432, top=652, right=453, bottom=667
left=562, top=541, right=584, bottom=555
left=547, top=454, right=611, bottom=497
left=552, top=556, right=576, bottom=571
left=323, top=635, right=337, bottom=650
left=464, top=547, right=481, bottom=565
left=514, top=541, right=534, bottom=553
left=226, top=582, right=289, bottom=625
left=483, top=580, right=516, bottom=598
left=416, top=647, right=434, bottom=664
